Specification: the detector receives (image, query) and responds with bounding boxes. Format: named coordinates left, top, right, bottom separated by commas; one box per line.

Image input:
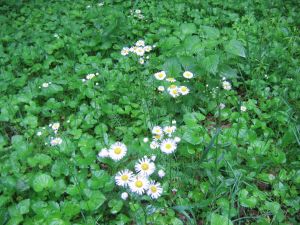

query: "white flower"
left=98, top=148, right=109, bottom=158
left=158, top=169, right=165, bottom=178
left=147, top=181, right=163, bottom=199
left=179, top=86, right=190, bottom=95
left=129, top=175, right=149, bottom=195
left=144, top=45, right=152, bottom=52
left=121, top=47, right=130, bottom=56
left=152, top=126, right=163, bottom=135
left=135, top=40, right=145, bottom=47
left=135, top=157, right=156, bottom=176
left=168, top=86, right=180, bottom=98
left=150, top=141, right=159, bottom=149
left=135, top=47, right=145, bottom=56
left=143, top=137, right=149, bottom=143
left=153, top=134, right=163, bottom=141
left=86, top=5, right=91, bottom=8
left=82, top=79, right=86, bottom=82
left=135, top=9, right=141, bottom=14
left=86, top=73, right=95, bottom=80
left=151, top=155, right=156, bottom=161
left=222, top=81, right=232, bottom=90
left=174, top=137, right=181, bottom=142
left=54, top=33, right=59, bottom=38
left=109, top=142, right=127, bottom=161
left=219, top=103, right=226, bottom=109
left=183, top=71, right=193, bottom=79
left=154, top=71, right=166, bottom=80
left=42, top=82, right=49, bottom=88
left=172, top=120, right=176, bottom=124
left=98, top=2, right=104, bottom=6
left=240, top=106, right=247, bottom=112
left=166, top=78, right=176, bottom=82
left=115, top=169, right=133, bottom=187
left=50, top=137, right=62, bottom=146
left=160, top=138, right=177, bottom=154
left=51, top=122, right=60, bottom=131
left=121, top=192, right=128, bottom=200
left=138, top=14, right=144, bottom=19
left=158, top=86, right=165, bottom=92
left=139, top=58, right=144, bottom=64
left=163, top=126, right=176, bottom=136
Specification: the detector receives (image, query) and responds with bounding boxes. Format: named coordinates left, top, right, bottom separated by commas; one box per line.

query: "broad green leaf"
left=184, top=112, right=205, bottom=126
left=17, top=199, right=30, bottom=215
left=32, top=174, right=54, bottom=192
left=202, top=26, right=220, bottom=39
left=210, top=213, right=233, bottom=225
left=180, top=23, right=197, bottom=36
left=224, top=40, right=246, bottom=57
left=203, top=54, right=219, bottom=74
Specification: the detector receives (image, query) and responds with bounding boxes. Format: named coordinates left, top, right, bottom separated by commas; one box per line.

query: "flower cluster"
left=115, top=156, right=163, bottom=199
left=46, top=122, right=62, bottom=146
left=149, top=123, right=181, bottom=154
left=154, top=71, right=194, bottom=98
left=130, top=9, right=144, bottom=20
left=82, top=72, right=99, bottom=82
left=98, top=142, right=127, bottom=161
left=121, top=40, right=154, bottom=64
left=222, top=78, right=232, bottom=91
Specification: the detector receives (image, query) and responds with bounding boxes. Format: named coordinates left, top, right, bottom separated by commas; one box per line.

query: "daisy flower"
left=135, top=47, right=145, bottom=56
left=240, top=106, right=247, bottom=112
left=135, top=157, right=156, bottom=176
left=143, top=137, right=149, bottom=143
left=158, top=86, right=165, bottom=92
left=139, top=58, right=144, bottom=64
left=158, top=169, right=165, bottom=178
left=50, top=137, right=62, bottom=146
left=36, top=131, right=42, bottom=136
left=86, top=73, right=95, bottom=80
left=144, top=45, right=152, bottom=52
left=153, top=134, right=163, bottom=141
left=160, top=138, right=177, bottom=154
left=154, top=71, right=166, bottom=80
left=172, top=120, right=176, bottom=124
left=51, top=122, right=60, bottom=131
left=115, top=169, right=133, bottom=187
left=129, top=175, right=149, bottom=195
left=219, top=103, right=226, bottom=109
left=150, top=141, right=159, bottom=149
left=98, top=148, right=109, bottom=158
left=152, top=126, right=163, bottom=135
left=183, top=71, right=194, bottom=79
left=179, top=86, right=190, bottom=95
left=222, top=81, right=232, bottom=90
left=147, top=181, right=163, bottom=199
left=168, top=87, right=180, bottom=98
left=136, top=40, right=145, bottom=47
left=109, top=142, right=127, bottom=161
left=42, top=82, right=49, bottom=88
left=121, top=47, right=130, bottom=56
left=166, top=78, right=176, bottom=82
left=151, top=155, right=156, bottom=161
left=121, top=192, right=128, bottom=200
left=163, top=126, right=176, bottom=136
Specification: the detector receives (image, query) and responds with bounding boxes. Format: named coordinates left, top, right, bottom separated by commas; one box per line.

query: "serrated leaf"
left=203, top=55, right=219, bottom=74
left=32, top=174, right=54, bottom=192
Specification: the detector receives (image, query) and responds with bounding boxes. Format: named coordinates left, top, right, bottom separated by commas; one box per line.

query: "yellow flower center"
left=150, top=186, right=157, bottom=193
left=135, top=180, right=143, bottom=188
left=158, top=73, right=164, bottom=78
left=169, top=85, right=176, bottom=89
left=114, top=147, right=122, bottom=154
left=172, top=89, right=178, bottom=94
left=141, top=163, right=149, bottom=171
left=165, top=143, right=172, bottom=150
left=121, top=174, right=128, bottom=181
left=181, top=87, right=187, bottom=91
left=154, top=135, right=161, bottom=139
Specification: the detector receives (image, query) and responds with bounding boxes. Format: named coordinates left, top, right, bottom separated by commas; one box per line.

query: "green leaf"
left=211, top=213, right=233, bottom=225
left=17, top=199, right=30, bottom=215
left=184, top=112, right=205, bottom=126
left=32, top=174, right=54, bottom=192
left=108, top=199, right=123, bottom=214
left=180, top=23, right=197, bottom=36
left=203, top=54, right=219, bottom=74
left=163, top=57, right=182, bottom=76
left=202, top=26, right=220, bottom=39
left=239, top=189, right=257, bottom=208
left=224, top=40, right=246, bottom=58
left=182, top=128, right=203, bottom=145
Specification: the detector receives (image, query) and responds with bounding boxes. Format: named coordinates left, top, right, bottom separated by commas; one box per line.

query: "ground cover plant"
left=0, top=0, right=299, bottom=224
